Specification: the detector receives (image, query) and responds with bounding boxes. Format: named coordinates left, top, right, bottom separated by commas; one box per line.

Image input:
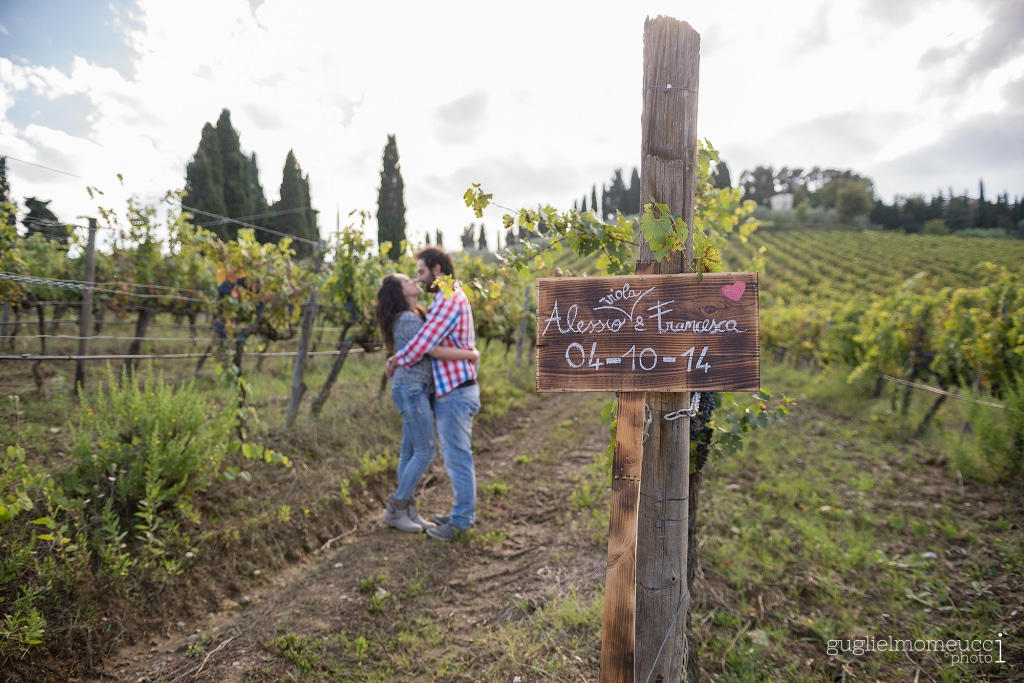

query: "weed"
left=368, top=588, right=389, bottom=614
left=268, top=632, right=321, bottom=673
left=482, top=481, right=510, bottom=499
left=402, top=579, right=423, bottom=600
left=186, top=621, right=217, bottom=658
left=358, top=573, right=387, bottom=594
left=570, top=482, right=598, bottom=510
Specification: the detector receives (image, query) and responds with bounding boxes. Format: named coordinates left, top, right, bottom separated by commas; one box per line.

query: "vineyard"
left=721, top=229, right=1024, bottom=452
left=2, top=181, right=1023, bottom=681
left=0, top=202, right=549, bottom=403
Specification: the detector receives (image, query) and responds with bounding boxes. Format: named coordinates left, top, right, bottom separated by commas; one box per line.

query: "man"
left=386, top=247, right=480, bottom=541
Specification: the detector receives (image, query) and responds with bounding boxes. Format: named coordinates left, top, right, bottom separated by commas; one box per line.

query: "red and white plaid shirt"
left=393, top=282, right=477, bottom=396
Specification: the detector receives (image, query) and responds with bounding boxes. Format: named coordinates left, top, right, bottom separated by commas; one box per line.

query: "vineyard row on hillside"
left=722, top=229, right=1024, bottom=404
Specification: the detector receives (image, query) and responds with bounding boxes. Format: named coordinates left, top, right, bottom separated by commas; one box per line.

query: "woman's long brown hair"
left=376, top=274, right=425, bottom=355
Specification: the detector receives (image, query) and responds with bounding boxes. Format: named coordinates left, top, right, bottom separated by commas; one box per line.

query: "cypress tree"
left=184, top=123, right=230, bottom=240
left=216, top=110, right=254, bottom=229
left=461, top=224, right=475, bottom=250
left=603, top=169, right=627, bottom=219
left=0, top=157, right=15, bottom=228
left=435, top=228, right=443, bottom=246
left=274, top=149, right=318, bottom=259
left=977, top=179, right=989, bottom=228
left=248, top=152, right=270, bottom=239
left=626, top=167, right=641, bottom=215
left=184, top=110, right=270, bottom=242
left=376, top=134, right=407, bottom=260
left=591, top=185, right=599, bottom=217
left=713, top=160, right=732, bottom=190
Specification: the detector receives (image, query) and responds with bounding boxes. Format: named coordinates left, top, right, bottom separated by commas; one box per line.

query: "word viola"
left=565, top=342, right=710, bottom=373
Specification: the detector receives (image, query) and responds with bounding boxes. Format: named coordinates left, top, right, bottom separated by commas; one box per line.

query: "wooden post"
left=635, top=16, right=700, bottom=683
left=516, top=285, right=530, bottom=367
left=285, top=243, right=324, bottom=429
left=74, top=218, right=97, bottom=394
left=600, top=392, right=645, bottom=682
left=0, top=302, right=11, bottom=350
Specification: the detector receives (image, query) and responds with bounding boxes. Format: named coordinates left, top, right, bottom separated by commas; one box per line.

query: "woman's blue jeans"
left=434, top=382, right=481, bottom=530
left=391, top=382, right=437, bottom=501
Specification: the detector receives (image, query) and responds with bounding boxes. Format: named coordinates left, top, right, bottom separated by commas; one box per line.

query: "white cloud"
left=0, top=0, right=1021, bottom=247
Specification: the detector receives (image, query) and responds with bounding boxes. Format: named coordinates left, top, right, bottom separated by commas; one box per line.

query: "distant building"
left=769, top=193, right=794, bottom=211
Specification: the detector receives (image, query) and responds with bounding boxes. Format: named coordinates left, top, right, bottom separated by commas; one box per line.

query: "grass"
left=689, top=361, right=1020, bottom=681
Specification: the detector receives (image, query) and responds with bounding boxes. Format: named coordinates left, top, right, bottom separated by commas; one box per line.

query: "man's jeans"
left=435, top=382, right=480, bottom=530
left=391, top=382, right=437, bottom=501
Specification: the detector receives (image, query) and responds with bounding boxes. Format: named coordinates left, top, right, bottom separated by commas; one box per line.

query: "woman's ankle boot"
left=407, top=499, right=436, bottom=530
left=383, top=496, right=423, bottom=533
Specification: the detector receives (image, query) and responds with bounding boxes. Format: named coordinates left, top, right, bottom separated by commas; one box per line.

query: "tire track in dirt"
left=86, top=390, right=613, bottom=683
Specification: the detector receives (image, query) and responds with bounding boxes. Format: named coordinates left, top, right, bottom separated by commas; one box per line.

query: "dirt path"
left=84, top=391, right=613, bottom=683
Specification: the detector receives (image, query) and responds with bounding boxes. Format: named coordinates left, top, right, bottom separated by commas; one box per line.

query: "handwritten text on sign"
left=535, top=272, right=759, bottom=393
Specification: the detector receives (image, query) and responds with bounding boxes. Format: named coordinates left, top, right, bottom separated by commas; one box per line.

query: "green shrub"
left=1, top=366, right=243, bottom=662
left=63, top=366, right=238, bottom=544
left=956, top=379, right=1024, bottom=483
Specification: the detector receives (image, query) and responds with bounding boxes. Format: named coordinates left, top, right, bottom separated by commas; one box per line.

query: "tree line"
left=736, top=164, right=1024, bottom=237
left=0, top=111, right=413, bottom=262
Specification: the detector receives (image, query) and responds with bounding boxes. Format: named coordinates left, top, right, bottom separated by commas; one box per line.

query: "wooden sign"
left=536, top=272, right=759, bottom=393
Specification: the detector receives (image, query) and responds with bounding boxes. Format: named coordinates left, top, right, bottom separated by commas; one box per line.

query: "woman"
left=376, top=273, right=480, bottom=532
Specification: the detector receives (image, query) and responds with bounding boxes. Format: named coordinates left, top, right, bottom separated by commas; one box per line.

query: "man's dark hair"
left=416, top=246, right=455, bottom=277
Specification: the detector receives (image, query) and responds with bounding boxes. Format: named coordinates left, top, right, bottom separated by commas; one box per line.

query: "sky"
left=1, top=0, right=1022, bottom=248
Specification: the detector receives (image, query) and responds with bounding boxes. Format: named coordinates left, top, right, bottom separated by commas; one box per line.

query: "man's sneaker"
left=426, top=522, right=466, bottom=542
left=431, top=513, right=450, bottom=525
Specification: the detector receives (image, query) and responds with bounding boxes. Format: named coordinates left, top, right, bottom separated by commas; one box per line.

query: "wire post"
left=285, top=242, right=324, bottom=429
left=1, top=301, right=11, bottom=350
left=73, top=218, right=97, bottom=394
left=516, top=284, right=530, bottom=367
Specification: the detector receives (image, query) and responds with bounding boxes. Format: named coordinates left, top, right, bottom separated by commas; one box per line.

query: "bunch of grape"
left=689, top=391, right=716, bottom=471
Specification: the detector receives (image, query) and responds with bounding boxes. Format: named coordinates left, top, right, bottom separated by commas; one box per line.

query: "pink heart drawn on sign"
left=721, top=282, right=746, bottom=301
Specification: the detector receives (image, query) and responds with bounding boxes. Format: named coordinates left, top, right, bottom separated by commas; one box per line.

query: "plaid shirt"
left=393, top=282, right=477, bottom=396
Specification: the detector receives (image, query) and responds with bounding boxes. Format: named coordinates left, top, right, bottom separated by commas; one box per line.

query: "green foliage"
left=358, top=573, right=387, bottom=594
left=711, top=389, right=795, bottom=459
left=462, top=140, right=774, bottom=468
left=954, top=378, right=1024, bottom=481
left=0, top=588, right=46, bottom=660
left=0, top=446, right=37, bottom=525
left=65, top=366, right=239, bottom=530
left=320, top=214, right=394, bottom=342
left=0, top=365, right=300, bottom=662
left=923, top=218, right=951, bottom=235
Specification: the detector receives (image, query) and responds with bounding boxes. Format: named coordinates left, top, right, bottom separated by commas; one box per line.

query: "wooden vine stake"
left=285, top=242, right=324, bottom=429
left=635, top=16, right=700, bottom=683
left=73, top=218, right=97, bottom=394
left=535, top=17, right=760, bottom=682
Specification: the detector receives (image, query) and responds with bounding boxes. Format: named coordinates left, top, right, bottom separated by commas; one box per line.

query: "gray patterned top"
left=392, top=310, right=434, bottom=387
